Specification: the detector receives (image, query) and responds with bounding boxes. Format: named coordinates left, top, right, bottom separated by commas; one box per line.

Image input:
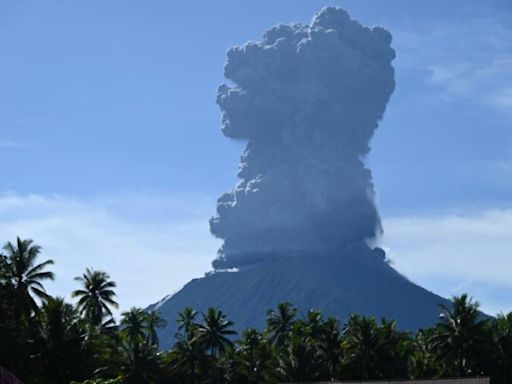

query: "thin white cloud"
left=383, top=209, right=512, bottom=315
left=1, top=193, right=511, bottom=316
left=0, top=193, right=220, bottom=315
left=0, top=140, right=28, bottom=149
left=394, top=19, right=512, bottom=112
left=491, top=86, right=512, bottom=109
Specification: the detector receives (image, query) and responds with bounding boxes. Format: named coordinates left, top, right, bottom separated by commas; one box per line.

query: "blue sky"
left=1, top=0, right=511, bottom=315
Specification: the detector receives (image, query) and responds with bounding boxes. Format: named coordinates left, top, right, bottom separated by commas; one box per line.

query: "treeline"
left=1, top=237, right=512, bottom=384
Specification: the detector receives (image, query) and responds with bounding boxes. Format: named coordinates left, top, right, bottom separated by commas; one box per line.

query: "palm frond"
left=26, top=271, right=55, bottom=281
left=26, top=259, right=54, bottom=277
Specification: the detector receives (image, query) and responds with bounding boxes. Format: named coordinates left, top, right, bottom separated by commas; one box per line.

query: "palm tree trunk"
left=458, top=347, right=464, bottom=377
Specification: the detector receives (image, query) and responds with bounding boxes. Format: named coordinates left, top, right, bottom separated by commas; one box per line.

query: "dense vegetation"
left=1, top=237, right=511, bottom=384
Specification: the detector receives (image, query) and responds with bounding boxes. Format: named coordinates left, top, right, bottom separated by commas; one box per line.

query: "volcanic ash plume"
left=210, top=7, right=396, bottom=269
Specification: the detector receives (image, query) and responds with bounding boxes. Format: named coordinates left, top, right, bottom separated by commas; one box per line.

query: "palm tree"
left=119, top=307, right=166, bottom=383
left=176, top=307, right=198, bottom=343
left=145, top=311, right=166, bottom=348
left=318, top=316, right=342, bottom=380
left=341, top=314, right=383, bottom=380
left=430, top=294, right=490, bottom=377
left=167, top=337, right=208, bottom=384
left=36, top=297, right=84, bottom=384
left=0, top=251, right=15, bottom=320
left=304, top=309, right=324, bottom=341
left=2, top=237, right=54, bottom=311
left=0, top=252, right=10, bottom=285
left=492, top=312, right=512, bottom=383
left=276, top=333, right=321, bottom=383
left=237, top=328, right=275, bottom=384
left=409, top=328, right=439, bottom=379
left=121, top=307, right=148, bottom=346
left=266, top=302, right=297, bottom=347
left=196, top=307, right=237, bottom=357
left=375, top=318, right=410, bottom=379
left=119, top=340, right=162, bottom=384
left=72, top=268, right=118, bottom=326
left=0, top=240, right=54, bottom=380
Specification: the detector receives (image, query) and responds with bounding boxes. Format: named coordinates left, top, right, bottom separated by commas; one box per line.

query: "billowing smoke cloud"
left=210, top=7, right=395, bottom=269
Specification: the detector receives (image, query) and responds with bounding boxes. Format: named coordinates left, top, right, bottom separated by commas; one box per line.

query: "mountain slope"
left=149, top=248, right=449, bottom=350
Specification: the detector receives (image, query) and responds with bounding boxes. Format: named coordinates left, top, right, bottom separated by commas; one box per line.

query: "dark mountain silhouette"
left=149, top=246, right=450, bottom=350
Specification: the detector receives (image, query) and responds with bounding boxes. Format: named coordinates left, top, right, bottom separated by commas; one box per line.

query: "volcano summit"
left=149, top=7, right=448, bottom=348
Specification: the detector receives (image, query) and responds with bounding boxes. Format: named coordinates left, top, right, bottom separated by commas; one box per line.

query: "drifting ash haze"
left=210, top=7, right=396, bottom=268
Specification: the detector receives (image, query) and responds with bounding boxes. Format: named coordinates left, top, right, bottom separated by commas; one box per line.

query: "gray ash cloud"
left=210, top=7, right=395, bottom=269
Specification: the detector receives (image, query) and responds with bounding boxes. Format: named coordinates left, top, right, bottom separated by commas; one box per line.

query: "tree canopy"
left=0, top=236, right=509, bottom=384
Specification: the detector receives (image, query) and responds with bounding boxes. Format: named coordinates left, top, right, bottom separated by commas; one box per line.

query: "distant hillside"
left=148, top=247, right=450, bottom=350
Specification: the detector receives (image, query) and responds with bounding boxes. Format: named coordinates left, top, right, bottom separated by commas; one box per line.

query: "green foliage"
left=430, top=294, right=490, bottom=377
left=340, top=314, right=409, bottom=380
left=2, top=237, right=54, bottom=311
left=1, top=236, right=512, bottom=384
left=71, top=378, right=123, bottom=384
left=266, top=301, right=297, bottom=347
left=196, top=307, right=237, bottom=357
left=492, top=312, right=512, bottom=382
left=72, top=268, right=118, bottom=327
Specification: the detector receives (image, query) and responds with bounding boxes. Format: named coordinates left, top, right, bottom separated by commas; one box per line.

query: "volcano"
left=148, top=7, right=450, bottom=349
left=149, top=247, right=449, bottom=350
